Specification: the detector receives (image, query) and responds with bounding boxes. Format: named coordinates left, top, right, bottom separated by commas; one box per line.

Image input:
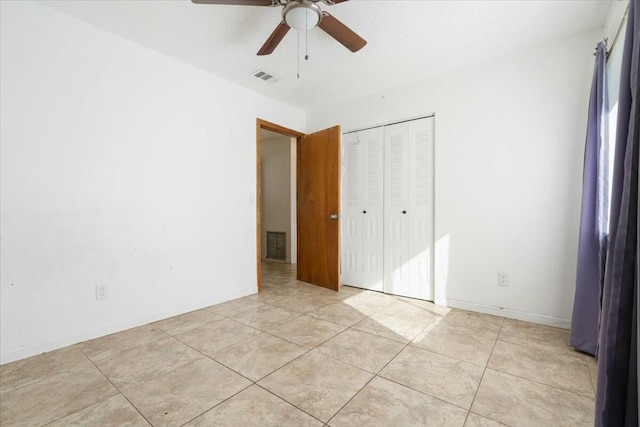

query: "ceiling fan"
left=192, top=0, right=366, bottom=56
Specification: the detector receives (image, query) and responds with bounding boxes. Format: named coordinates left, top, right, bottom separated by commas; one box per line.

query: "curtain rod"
left=606, top=2, right=630, bottom=58
left=342, top=113, right=435, bottom=135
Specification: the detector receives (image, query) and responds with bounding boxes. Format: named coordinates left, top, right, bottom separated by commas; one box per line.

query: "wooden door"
left=297, top=125, right=341, bottom=290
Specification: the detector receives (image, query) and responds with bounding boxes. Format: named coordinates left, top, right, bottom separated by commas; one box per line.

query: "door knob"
left=329, top=214, right=339, bottom=220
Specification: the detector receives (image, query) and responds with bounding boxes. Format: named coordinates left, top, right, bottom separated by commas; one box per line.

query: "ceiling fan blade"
left=318, top=13, right=366, bottom=52
left=191, top=0, right=274, bottom=6
left=257, top=21, right=291, bottom=56
left=327, top=0, right=350, bottom=3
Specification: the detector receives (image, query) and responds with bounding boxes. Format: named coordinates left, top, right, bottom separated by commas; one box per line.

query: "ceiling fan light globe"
left=283, top=1, right=322, bottom=31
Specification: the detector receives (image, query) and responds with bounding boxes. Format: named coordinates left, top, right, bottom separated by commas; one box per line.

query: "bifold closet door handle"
left=402, top=210, right=407, bottom=214
left=363, top=210, right=367, bottom=214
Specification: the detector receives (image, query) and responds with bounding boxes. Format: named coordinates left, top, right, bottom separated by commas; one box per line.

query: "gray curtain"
left=595, top=0, right=639, bottom=425
left=570, top=41, right=609, bottom=356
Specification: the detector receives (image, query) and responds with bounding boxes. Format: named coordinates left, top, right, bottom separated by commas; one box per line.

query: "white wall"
left=0, top=1, right=305, bottom=363
left=260, top=133, right=293, bottom=262
left=309, top=29, right=602, bottom=327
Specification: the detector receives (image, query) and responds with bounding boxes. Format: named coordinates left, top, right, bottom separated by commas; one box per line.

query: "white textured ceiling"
left=41, top=0, right=610, bottom=110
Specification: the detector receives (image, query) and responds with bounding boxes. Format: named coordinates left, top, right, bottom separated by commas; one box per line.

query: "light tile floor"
left=0, top=261, right=597, bottom=426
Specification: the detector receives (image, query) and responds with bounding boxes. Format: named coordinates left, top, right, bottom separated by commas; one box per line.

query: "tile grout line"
left=169, top=329, right=259, bottom=385
left=157, top=318, right=228, bottom=338
left=170, top=313, right=347, bottom=424
left=0, top=348, right=95, bottom=395
left=233, top=283, right=382, bottom=423
left=325, top=311, right=439, bottom=425
left=314, top=329, right=405, bottom=375
left=347, top=324, right=411, bottom=343
left=404, top=340, right=493, bottom=369
left=496, top=335, right=595, bottom=360
left=295, top=304, right=376, bottom=329
left=177, top=381, right=255, bottom=427
left=6, top=272, right=382, bottom=425
left=149, top=318, right=281, bottom=424
left=232, top=312, right=306, bottom=334
left=164, top=294, right=329, bottom=425
left=463, top=317, right=506, bottom=426
left=257, top=279, right=471, bottom=424
left=77, top=348, right=156, bottom=427
left=363, top=314, right=484, bottom=414
left=484, top=329, right=597, bottom=397
left=254, top=318, right=364, bottom=382
left=258, top=325, right=344, bottom=352
left=16, top=262, right=589, bottom=427
left=172, top=291, right=364, bottom=391
left=253, top=383, right=327, bottom=425
left=323, top=368, right=378, bottom=425
left=483, top=364, right=597, bottom=398
left=40, top=329, right=177, bottom=426
left=207, top=288, right=596, bottom=424
left=214, top=293, right=400, bottom=425
left=127, top=321, right=300, bottom=425
left=374, top=374, right=474, bottom=413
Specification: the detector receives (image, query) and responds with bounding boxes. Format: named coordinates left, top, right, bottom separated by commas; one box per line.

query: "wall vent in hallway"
left=266, top=231, right=286, bottom=260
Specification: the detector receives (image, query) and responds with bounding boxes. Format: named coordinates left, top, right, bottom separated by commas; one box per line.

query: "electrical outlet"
left=498, top=272, right=509, bottom=287
left=96, top=284, right=109, bottom=301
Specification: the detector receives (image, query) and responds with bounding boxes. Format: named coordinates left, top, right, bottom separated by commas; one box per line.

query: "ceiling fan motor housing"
left=191, top=0, right=365, bottom=55
left=282, top=0, right=323, bottom=30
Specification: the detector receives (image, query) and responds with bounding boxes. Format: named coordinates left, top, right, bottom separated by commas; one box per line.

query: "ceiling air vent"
left=252, top=69, right=279, bottom=84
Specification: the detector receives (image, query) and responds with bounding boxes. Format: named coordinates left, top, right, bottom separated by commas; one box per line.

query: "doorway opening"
left=256, top=120, right=304, bottom=291
left=257, top=119, right=342, bottom=292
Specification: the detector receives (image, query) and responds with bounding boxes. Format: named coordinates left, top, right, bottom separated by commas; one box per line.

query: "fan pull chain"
left=305, top=17, right=309, bottom=61
left=297, top=30, right=300, bottom=79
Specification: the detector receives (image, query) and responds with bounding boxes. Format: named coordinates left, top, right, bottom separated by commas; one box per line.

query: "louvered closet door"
left=384, top=122, right=411, bottom=296
left=384, top=118, right=433, bottom=300
left=341, top=128, right=384, bottom=291
left=359, top=127, right=384, bottom=290
left=406, top=118, right=433, bottom=300
left=341, top=133, right=362, bottom=287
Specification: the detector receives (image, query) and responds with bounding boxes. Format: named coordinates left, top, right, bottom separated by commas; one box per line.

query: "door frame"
left=256, top=119, right=305, bottom=291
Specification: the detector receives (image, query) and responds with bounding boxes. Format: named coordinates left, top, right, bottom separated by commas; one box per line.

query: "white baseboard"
left=1, top=313, right=171, bottom=365
left=1, top=287, right=257, bottom=365
left=445, top=298, right=571, bottom=329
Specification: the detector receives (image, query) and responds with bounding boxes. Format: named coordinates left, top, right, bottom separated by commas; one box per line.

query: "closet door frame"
left=341, top=114, right=435, bottom=301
